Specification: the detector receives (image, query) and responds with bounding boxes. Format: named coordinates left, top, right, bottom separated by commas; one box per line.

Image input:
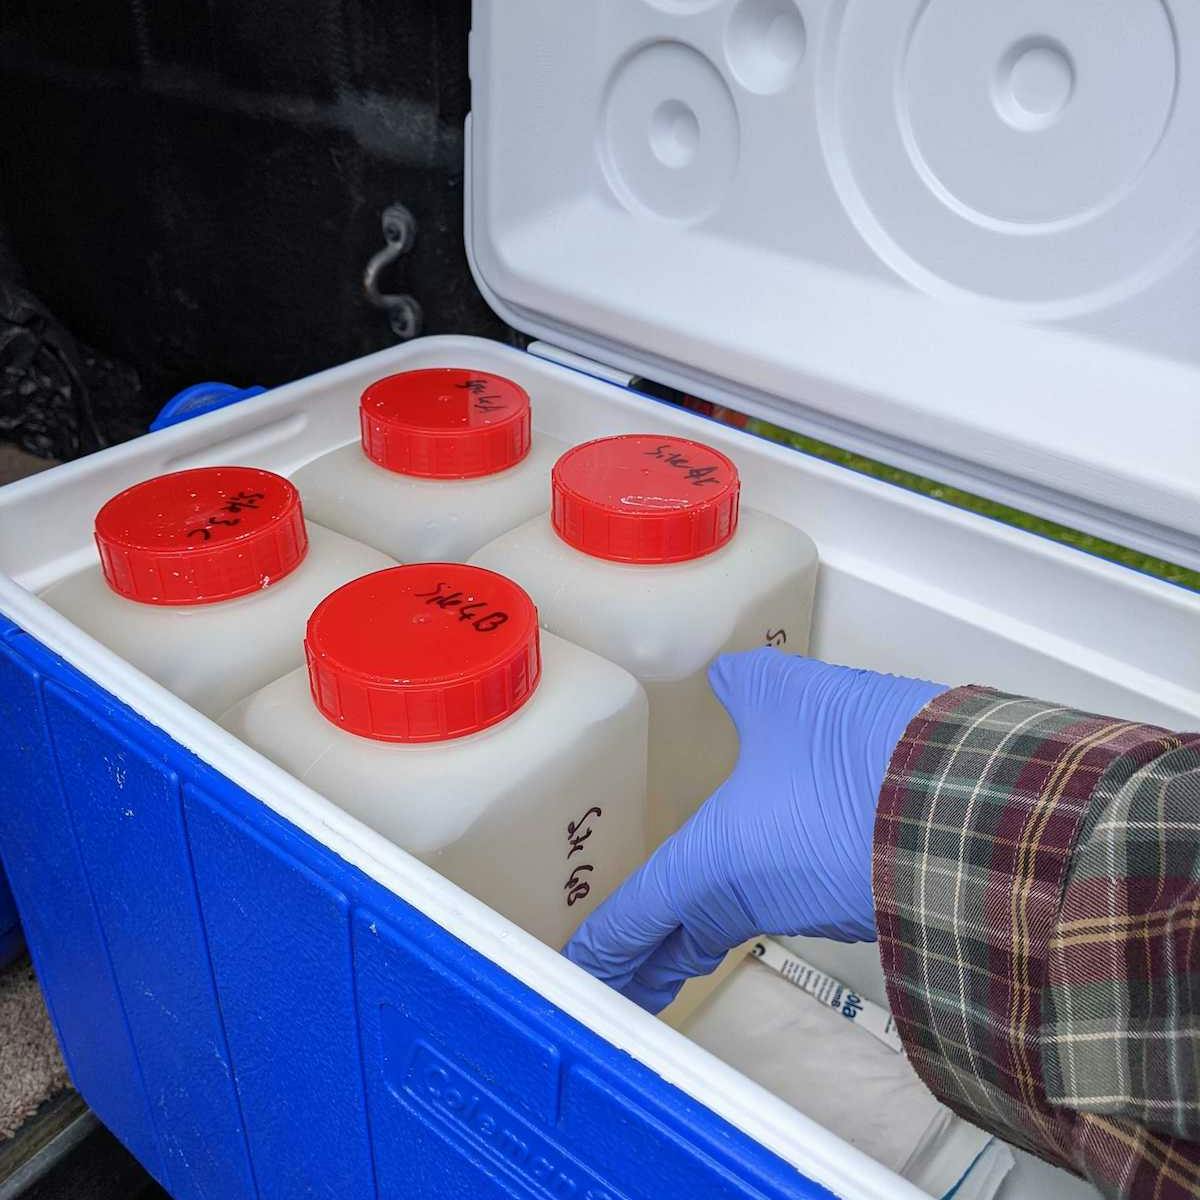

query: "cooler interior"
left=2, top=334, right=1196, bottom=1199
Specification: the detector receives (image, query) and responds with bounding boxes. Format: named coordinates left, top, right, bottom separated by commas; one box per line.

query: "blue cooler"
left=1, top=3, right=1197, bottom=1198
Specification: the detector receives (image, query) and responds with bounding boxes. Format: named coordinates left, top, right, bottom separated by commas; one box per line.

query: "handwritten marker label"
left=564, top=805, right=603, bottom=908
left=413, top=580, right=510, bottom=633
left=454, top=377, right=511, bottom=415
left=644, top=442, right=724, bottom=487
left=185, top=489, right=268, bottom=542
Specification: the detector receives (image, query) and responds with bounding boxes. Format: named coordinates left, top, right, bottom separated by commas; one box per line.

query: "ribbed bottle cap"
left=360, top=368, right=532, bottom=478
left=94, top=466, right=308, bottom=606
left=304, top=564, right=542, bottom=742
left=551, top=435, right=741, bottom=563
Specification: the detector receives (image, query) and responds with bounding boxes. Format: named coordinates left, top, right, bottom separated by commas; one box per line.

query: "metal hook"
left=363, top=203, right=423, bottom=341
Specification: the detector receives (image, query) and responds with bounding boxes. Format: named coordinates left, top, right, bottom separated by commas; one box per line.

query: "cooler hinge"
left=525, top=342, right=635, bottom=389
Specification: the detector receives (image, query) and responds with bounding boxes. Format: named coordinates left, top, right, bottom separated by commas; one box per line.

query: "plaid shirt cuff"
left=873, top=685, right=1200, bottom=1197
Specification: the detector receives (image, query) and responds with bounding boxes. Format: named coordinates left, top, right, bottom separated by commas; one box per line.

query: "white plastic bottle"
left=290, top=368, right=566, bottom=563
left=40, top=465, right=396, bottom=717
left=470, top=434, right=819, bottom=852
left=221, top=564, right=649, bottom=949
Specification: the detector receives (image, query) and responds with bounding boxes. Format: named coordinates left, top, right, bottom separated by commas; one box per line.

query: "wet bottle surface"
left=39, top=465, right=396, bottom=716
left=470, top=434, right=819, bottom=853
left=221, top=563, right=649, bottom=949
left=290, top=368, right=567, bottom=563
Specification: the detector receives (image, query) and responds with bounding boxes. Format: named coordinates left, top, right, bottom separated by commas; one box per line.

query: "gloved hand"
left=563, top=648, right=948, bottom=1013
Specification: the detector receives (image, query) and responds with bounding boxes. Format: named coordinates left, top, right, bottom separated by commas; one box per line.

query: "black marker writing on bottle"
left=645, top=443, right=722, bottom=487
left=412, top=580, right=510, bottom=633
left=564, top=805, right=602, bottom=907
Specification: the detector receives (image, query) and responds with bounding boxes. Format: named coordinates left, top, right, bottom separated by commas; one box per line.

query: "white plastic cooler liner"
left=1, top=334, right=1195, bottom=1198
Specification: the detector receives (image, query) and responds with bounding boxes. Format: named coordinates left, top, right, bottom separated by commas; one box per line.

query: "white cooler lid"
left=464, top=0, right=1200, bottom=571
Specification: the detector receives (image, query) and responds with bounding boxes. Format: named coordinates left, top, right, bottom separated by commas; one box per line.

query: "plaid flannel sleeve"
left=873, top=685, right=1200, bottom=1199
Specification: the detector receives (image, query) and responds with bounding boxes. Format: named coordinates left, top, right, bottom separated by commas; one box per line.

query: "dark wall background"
left=0, top=0, right=508, bottom=456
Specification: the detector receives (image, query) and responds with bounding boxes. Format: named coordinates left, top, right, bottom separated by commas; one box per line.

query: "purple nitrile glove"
left=564, top=648, right=948, bottom=1014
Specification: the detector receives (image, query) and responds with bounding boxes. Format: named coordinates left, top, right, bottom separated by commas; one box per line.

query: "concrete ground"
left=0, top=446, right=54, bottom=484
left=0, top=445, right=65, bottom=1148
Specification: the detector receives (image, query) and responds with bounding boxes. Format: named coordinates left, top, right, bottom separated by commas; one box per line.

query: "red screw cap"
left=551, top=434, right=741, bottom=564
left=304, top=564, right=542, bottom=743
left=94, top=466, right=308, bottom=606
left=360, top=368, right=532, bottom=479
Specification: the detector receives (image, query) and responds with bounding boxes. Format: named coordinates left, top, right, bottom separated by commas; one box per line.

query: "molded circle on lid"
left=94, top=466, right=308, bottom=606
left=360, top=368, right=532, bottom=479
left=304, top=564, right=542, bottom=743
left=552, top=434, right=741, bottom=563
